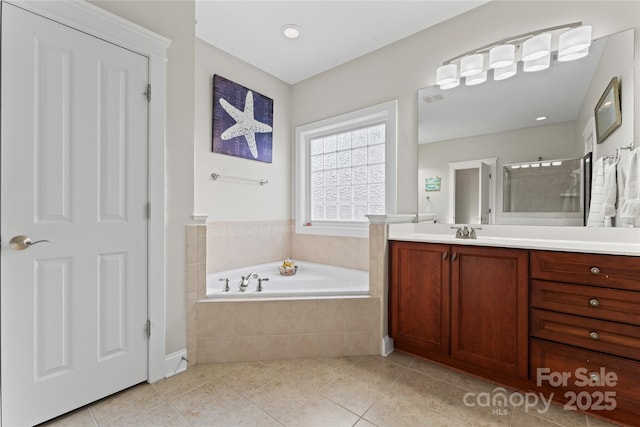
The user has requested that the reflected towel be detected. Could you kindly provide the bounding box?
[587,158,608,227]
[616,164,626,223]
[619,148,640,218]
[602,161,618,218]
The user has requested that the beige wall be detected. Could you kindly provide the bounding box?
[194,39,292,221]
[89,0,196,355]
[292,0,640,217]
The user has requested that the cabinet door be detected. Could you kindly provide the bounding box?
[451,245,528,378]
[390,241,450,355]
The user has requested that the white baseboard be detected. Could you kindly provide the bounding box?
[381,335,394,357]
[164,349,188,378]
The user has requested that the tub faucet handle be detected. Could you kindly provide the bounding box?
[218,278,230,292]
[257,277,269,292]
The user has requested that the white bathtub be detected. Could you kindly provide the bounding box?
[206,261,369,299]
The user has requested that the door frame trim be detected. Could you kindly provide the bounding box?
[3,0,171,383]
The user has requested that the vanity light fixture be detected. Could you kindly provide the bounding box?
[493,63,517,81]
[282,24,301,39]
[541,162,551,167]
[436,63,458,86]
[435,22,590,90]
[489,44,515,68]
[466,71,487,86]
[558,25,592,57]
[522,33,551,61]
[460,54,484,77]
[552,161,563,166]
[524,52,551,72]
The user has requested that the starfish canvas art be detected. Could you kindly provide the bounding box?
[212,75,273,163]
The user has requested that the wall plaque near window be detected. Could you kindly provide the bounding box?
[212,74,273,163]
[594,77,622,144]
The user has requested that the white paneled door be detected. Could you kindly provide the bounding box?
[1,3,149,425]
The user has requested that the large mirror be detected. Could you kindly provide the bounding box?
[418,29,634,226]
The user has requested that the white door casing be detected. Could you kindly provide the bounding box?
[1,1,169,425]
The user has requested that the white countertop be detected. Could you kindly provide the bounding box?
[388,223,640,256]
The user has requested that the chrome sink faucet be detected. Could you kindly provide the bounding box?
[451,225,482,240]
[239,273,258,292]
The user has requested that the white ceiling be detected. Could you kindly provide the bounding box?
[195,0,490,84]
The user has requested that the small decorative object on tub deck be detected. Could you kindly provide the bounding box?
[280,259,298,276]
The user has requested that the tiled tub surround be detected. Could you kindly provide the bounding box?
[186,221,374,365]
[196,297,380,363]
[206,220,293,277]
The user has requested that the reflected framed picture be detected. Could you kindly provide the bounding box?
[594,77,622,144]
[425,176,441,192]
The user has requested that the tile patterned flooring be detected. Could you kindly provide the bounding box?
[43,353,620,427]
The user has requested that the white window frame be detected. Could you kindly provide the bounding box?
[295,100,398,238]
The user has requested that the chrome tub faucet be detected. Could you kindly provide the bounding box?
[239,273,258,292]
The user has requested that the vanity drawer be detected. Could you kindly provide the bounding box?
[530,251,640,291]
[530,339,640,424]
[531,309,640,361]
[531,280,640,326]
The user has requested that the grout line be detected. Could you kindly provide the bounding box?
[87,406,100,427]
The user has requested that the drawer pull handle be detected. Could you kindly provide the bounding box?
[443,252,448,261]
[452,253,458,261]
[589,298,600,307]
[590,267,601,275]
[589,373,600,384]
[589,331,600,340]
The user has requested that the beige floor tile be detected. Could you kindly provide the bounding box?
[388,369,464,407]
[90,383,166,426]
[97,404,189,427]
[318,372,384,416]
[511,409,564,426]
[455,373,506,393]
[346,356,406,386]
[243,375,315,421]
[586,415,623,427]
[516,400,588,426]
[170,381,251,427]
[153,363,227,399]
[265,358,343,390]
[354,418,378,427]
[280,394,360,427]
[385,350,416,368]
[40,408,96,427]
[408,357,461,385]
[218,361,284,395]
[362,391,447,427]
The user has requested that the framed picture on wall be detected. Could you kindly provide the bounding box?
[212,74,274,163]
[594,77,622,144]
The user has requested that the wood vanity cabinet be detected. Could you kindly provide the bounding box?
[390,242,640,425]
[389,242,450,356]
[529,250,640,425]
[389,241,528,380]
[450,245,528,378]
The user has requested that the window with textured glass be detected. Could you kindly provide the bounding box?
[309,124,386,222]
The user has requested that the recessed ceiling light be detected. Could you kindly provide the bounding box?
[536,116,547,121]
[282,24,301,39]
